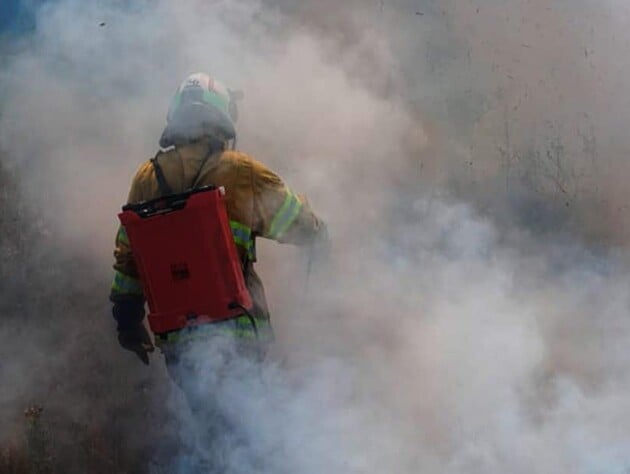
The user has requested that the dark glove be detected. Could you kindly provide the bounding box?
[306,222,331,271]
[112,298,154,365]
[117,324,155,365]
[313,222,331,260]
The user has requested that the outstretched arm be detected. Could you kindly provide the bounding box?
[251,159,327,245]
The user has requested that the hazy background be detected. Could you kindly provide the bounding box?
[1,0,630,472]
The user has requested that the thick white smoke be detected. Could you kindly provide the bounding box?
[1,0,630,473]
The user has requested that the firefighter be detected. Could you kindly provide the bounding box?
[110,72,327,394]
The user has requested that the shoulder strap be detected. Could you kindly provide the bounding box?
[151,152,174,196]
[190,151,212,189]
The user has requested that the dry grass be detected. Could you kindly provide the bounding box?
[0,444,29,474]
[0,406,130,474]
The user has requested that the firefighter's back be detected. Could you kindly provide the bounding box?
[132,141,266,262]
[127,138,324,261]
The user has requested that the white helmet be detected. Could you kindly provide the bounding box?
[160,72,240,148]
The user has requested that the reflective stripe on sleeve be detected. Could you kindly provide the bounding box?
[266,190,302,240]
[116,226,130,245]
[230,220,255,260]
[111,270,143,296]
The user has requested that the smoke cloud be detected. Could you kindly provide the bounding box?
[1,0,630,472]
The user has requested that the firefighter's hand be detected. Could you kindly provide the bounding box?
[117,324,155,365]
[310,223,331,266]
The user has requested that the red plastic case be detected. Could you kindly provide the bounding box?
[118,186,253,335]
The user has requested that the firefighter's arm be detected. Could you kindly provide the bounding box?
[110,226,143,307]
[109,162,151,306]
[110,163,155,363]
[252,159,327,245]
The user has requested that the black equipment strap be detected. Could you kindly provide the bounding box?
[151,153,174,196]
[189,139,225,189]
[190,150,212,189]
